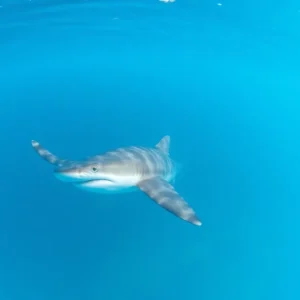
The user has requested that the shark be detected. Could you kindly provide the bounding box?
[31,136,201,226]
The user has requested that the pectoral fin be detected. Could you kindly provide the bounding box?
[31,140,65,167]
[137,177,201,226]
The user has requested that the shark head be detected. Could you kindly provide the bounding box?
[53,156,141,193]
[53,160,124,192]
[54,161,104,182]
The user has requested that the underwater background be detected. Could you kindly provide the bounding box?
[0,0,299,299]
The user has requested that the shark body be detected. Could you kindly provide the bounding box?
[31,136,201,226]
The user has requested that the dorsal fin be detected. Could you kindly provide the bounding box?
[155,135,170,154]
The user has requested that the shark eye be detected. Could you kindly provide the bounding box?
[92,167,97,172]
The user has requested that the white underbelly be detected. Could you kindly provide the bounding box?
[72,173,175,194]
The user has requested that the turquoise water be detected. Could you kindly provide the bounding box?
[1,1,299,299]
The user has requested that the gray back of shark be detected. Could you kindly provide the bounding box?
[31,136,201,226]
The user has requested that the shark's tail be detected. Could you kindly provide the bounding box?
[31,140,65,167]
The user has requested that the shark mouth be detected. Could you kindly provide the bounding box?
[54,171,114,188]
[53,166,112,184]
[73,179,115,188]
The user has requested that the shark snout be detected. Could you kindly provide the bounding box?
[54,168,86,183]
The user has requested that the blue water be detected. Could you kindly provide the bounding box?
[1,0,299,299]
